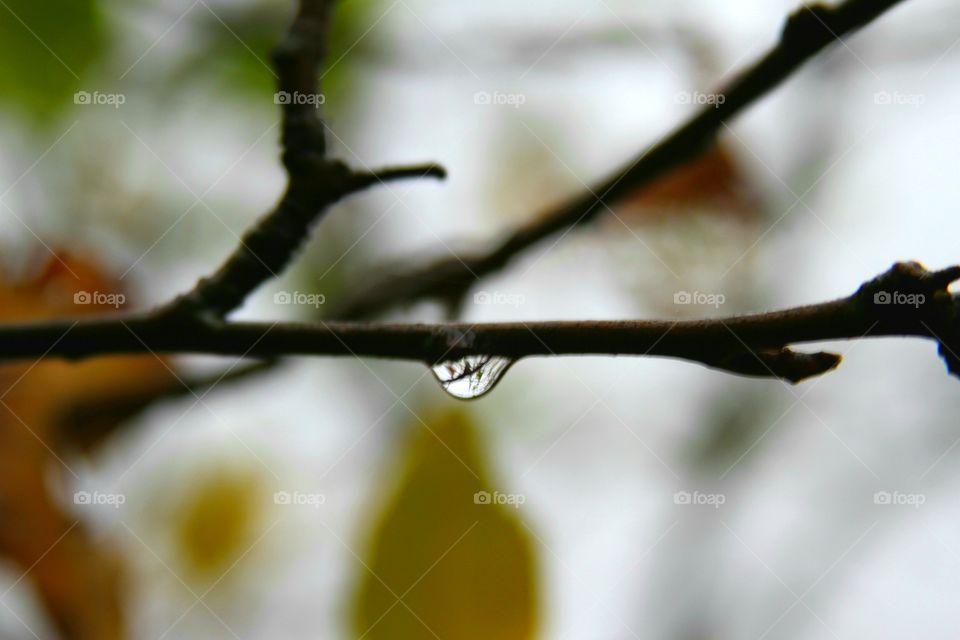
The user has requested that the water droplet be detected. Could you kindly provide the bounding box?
[431,355,513,400]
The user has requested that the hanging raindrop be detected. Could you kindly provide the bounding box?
[430,355,514,400]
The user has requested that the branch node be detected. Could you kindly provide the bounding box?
[781,4,834,43]
[716,347,842,384]
[855,261,960,319]
[853,261,960,378]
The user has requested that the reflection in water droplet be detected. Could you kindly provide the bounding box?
[431,355,514,400]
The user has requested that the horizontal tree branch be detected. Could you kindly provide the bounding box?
[331,0,909,319]
[5,0,940,403]
[6,263,959,387]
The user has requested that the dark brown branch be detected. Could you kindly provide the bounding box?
[1,1,939,399]
[62,360,277,425]
[58,360,277,450]
[330,0,909,319]
[166,1,445,319]
[167,0,338,319]
[4,263,959,386]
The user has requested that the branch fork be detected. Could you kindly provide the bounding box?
[0,0,939,394]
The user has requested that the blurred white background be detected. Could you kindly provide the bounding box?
[1,0,960,638]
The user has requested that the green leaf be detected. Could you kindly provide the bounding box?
[353,410,539,640]
[0,0,106,124]
[168,3,286,101]
[168,0,391,115]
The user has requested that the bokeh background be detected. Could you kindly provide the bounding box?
[1,0,959,638]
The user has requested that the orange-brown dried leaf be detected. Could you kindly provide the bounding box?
[0,252,177,640]
[618,144,762,223]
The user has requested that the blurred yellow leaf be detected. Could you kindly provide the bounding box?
[172,464,268,583]
[353,410,539,640]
